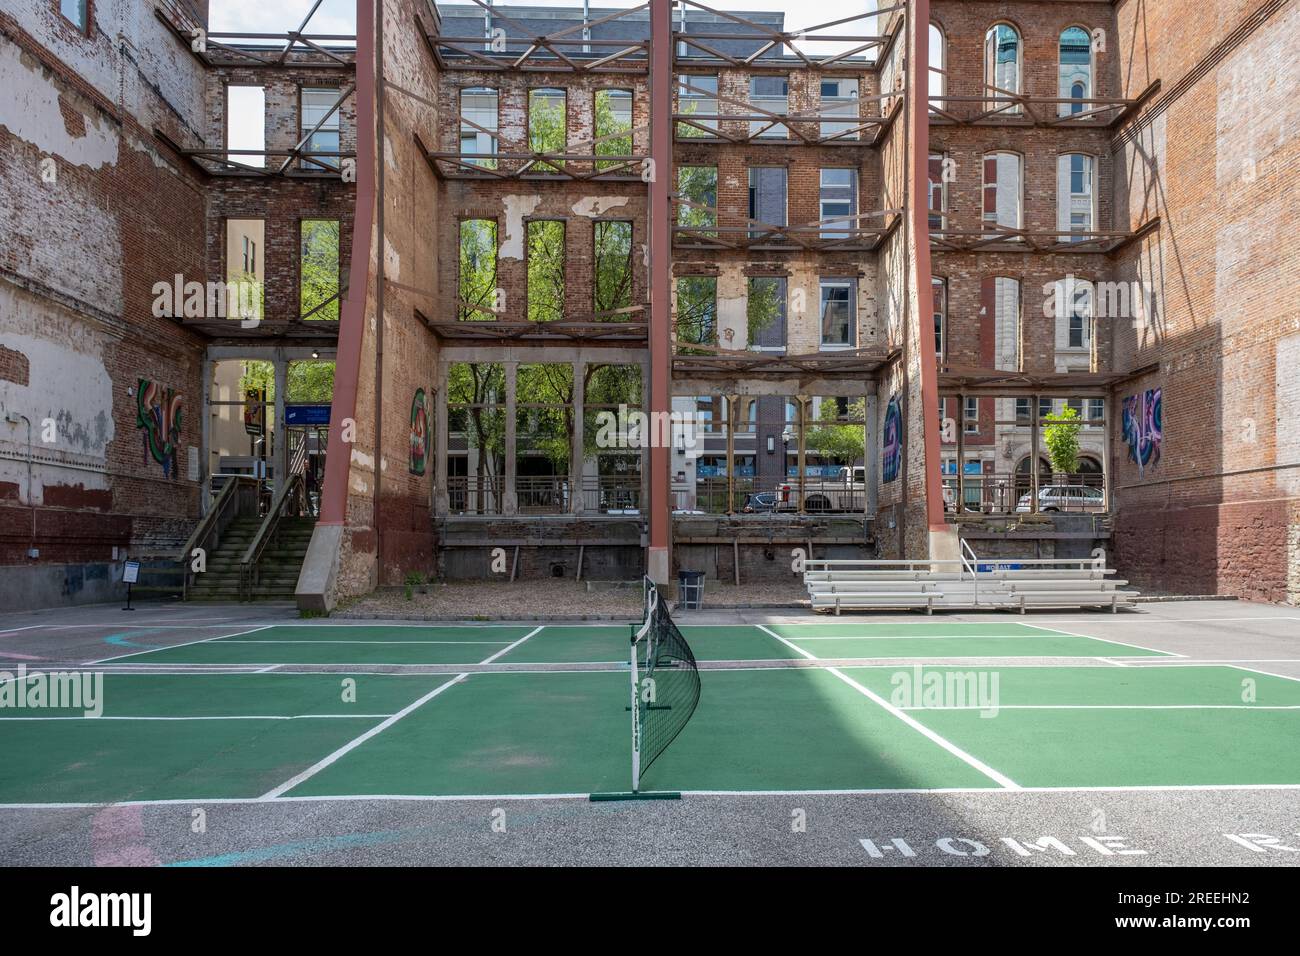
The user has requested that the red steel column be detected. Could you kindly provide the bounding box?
[647,0,671,583]
[910,0,946,534]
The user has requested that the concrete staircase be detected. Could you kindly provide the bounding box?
[187,516,316,601]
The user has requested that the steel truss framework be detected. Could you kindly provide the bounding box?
[929,217,1160,255]
[928,72,1161,128]
[673,198,901,252]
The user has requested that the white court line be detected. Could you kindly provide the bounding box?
[87,624,274,665]
[0,714,396,721]
[1098,657,1128,667]
[9,781,1300,810]
[214,640,514,645]
[259,676,469,799]
[256,665,280,674]
[897,704,1300,711]
[1225,664,1300,685]
[754,624,1020,790]
[0,626,47,635]
[1016,620,1184,658]
[478,626,545,664]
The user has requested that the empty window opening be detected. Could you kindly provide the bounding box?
[594,221,633,318]
[226,85,265,169]
[819,279,856,349]
[527,220,565,323]
[595,89,633,171]
[301,87,342,171]
[676,277,717,350]
[748,167,788,238]
[460,88,498,168]
[748,276,787,352]
[459,219,498,321]
[676,74,718,137]
[820,168,858,239]
[749,75,789,138]
[529,88,566,172]
[301,219,341,321]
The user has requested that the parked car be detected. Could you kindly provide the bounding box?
[742,492,779,513]
[1016,485,1105,513]
[777,466,867,512]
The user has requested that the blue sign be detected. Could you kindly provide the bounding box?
[286,404,331,426]
[977,562,1023,572]
[942,461,985,475]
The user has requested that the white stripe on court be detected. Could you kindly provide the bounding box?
[754,624,1021,790]
[0,714,396,721]
[477,626,545,664]
[259,676,469,799]
[1016,621,1182,658]
[897,704,1300,711]
[213,640,513,645]
[87,624,275,665]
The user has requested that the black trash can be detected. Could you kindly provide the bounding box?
[677,570,705,610]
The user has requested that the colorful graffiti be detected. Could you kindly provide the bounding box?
[409,388,430,476]
[1122,387,1163,476]
[882,393,902,484]
[136,379,182,478]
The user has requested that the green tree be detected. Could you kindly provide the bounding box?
[459,219,497,321]
[677,166,717,234]
[805,398,866,465]
[529,90,566,173]
[594,220,633,317]
[594,90,633,172]
[746,277,781,348]
[527,220,565,323]
[675,276,716,352]
[1044,405,1082,475]
[448,363,506,488]
[301,219,341,321]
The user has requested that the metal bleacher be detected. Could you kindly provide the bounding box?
[803,540,1138,614]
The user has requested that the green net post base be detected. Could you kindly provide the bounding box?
[588,791,682,802]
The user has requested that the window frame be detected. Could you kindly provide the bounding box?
[818,278,856,350]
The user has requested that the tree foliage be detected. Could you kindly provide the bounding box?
[527,220,565,323]
[301,219,341,321]
[459,219,497,321]
[1044,405,1082,474]
[805,398,866,465]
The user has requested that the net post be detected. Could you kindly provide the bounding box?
[629,633,641,793]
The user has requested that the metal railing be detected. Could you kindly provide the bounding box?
[239,474,308,601]
[516,476,570,515]
[448,475,506,515]
[177,476,258,599]
[582,476,641,514]
[943,472,1105,514]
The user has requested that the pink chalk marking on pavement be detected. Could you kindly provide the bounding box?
[0,651,47,661]
[91,804,161,867]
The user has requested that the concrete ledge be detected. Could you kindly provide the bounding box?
[296,523,344,614]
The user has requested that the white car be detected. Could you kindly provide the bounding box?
[1016,485,1105,513]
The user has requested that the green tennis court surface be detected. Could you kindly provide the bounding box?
[5,621,1297,804]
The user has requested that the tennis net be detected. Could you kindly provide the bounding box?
[629,577,701,792]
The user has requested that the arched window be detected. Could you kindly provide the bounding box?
[982,151,1023,232]
[1059,27,1092,117]
[928,24,945,112]
[984,23,1022,115]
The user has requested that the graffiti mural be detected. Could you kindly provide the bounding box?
[1122,387,1162,476]
[136,379,183,479]
[882,393,902,483]
[409,388,430,476]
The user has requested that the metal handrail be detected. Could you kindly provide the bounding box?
[177,476,257,600]
[960,538,980,606]
[239,474,306,601]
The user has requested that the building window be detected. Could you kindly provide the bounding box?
[747,276,786,352]
[981,276,1021,371]
[984,23,1022,114]
[932,277,946,358]
[527,221,565,323]
[676,74,718,137]
[226,86,265,169]
[749,76,789,138]
[983,152,1022,232]
[820,78,859,140]
[678,166,717,235]
[594,221,633,317]
[1059,26,1093,116]
[301,220,340,321]
[819,280,855,349]
[1015,398,1030,424]
[460,88,498,168]
[1087,397,1104,427]
[964,397,979,433]
[595,89,633,171]
[676,277,717,348]
[748,167,787,238]
[59,0,88,32]
[928,153,947,230]
[529,88,566,171]
[819,169,857,239]
[1067,283,1093,349]
[300,88,341,171]
[1058,153,1095,239]
[459,219,497,321]
[928,23,945,112]
[243,236,256,274]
